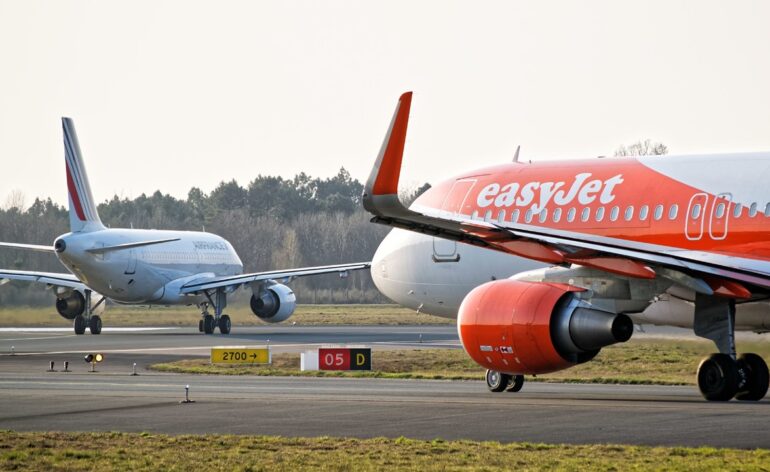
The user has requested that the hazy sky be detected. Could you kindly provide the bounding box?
[2,1,770,208]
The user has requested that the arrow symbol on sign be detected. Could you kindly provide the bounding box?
[250,353,257,360]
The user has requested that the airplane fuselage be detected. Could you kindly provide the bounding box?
[372,153,770,332]
[55,228,243,304]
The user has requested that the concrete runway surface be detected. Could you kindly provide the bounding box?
[0,326,768,448]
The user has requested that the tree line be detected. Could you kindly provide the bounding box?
[0,168,430,307]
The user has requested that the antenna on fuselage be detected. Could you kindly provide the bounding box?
[513,145,521,163]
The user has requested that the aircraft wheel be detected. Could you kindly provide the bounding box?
[88,315,102,335]
[198,319,204,332]
[486,370,510,392]
[735,353,769,401]
[505,374,525,392]
[697,353,739,401]
[73,315,87,335]
[218,315,231,334]
[203,315,215,335]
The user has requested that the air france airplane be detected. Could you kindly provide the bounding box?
[0,118,369,335]
[364,92,770,402]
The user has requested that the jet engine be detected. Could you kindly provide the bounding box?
[54,289,105,320]
[457,279,633,375]
[250,283,297,323]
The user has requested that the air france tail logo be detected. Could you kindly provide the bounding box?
[476,173,624,212]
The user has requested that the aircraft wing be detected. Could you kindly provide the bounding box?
[362,92,770,296]
[0,269,86,290]
[179,262,371,294]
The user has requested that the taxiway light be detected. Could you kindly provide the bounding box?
[84,353,104,363]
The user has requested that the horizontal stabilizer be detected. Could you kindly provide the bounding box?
[86,238,180,254]
[0,242,55,253]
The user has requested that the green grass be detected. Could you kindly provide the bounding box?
[150,339,770,385]
[0,304,451,327]
[0,431,767,471]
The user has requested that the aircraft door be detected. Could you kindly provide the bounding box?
[708,193,732,240]
[433,179,477,262]
[685,193,708,240]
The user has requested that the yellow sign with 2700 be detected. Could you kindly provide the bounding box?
[211,346,271,365]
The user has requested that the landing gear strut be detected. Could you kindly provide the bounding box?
[486,370,525,393]
[199,288,232,335]
[693,294,769,401]
[73,290,106,335]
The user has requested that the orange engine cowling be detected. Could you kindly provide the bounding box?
[457,279,632,375]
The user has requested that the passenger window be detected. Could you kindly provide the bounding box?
[624,206,634,221]
[511,209,520,222]
[715,202,726,218]
[525,209,533,223]
[538,209,548,223]
[639,205,649,220]
[749,202,758,217]
[765,203,770,217]
[497,210,506,223]
[691,204,701,219]
[654,204,664,220]
[484,210,492,222]
[733,203,743,218]
[595,207,605,222]
[610,206,619,221]
[668,204,678,220]
[567,207,576,222]
[581,208,590,222]
[472,210,479,220]
[553,207,562,223]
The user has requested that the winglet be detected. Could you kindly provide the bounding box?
[363,92,413,213]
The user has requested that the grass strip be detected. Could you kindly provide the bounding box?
[0,304,451,327]
[1,431,768,471]
[150,339,770,386]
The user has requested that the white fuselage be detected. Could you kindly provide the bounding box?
[55,228,243,304]
[372,228,770,332]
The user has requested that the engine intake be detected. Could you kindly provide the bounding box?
[55,291,85,320]
[458,279,632,375]
[250,283,296,323]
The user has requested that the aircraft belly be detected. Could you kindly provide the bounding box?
[633,297,770,332]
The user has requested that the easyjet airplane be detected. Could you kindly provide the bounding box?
[364,92,770,402]
[0,118,369,335]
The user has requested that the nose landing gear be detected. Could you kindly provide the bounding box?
[485,370,525,393]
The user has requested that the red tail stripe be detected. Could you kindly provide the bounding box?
[66,162,86,221]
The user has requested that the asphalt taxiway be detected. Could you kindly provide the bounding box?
[0,325,768,448]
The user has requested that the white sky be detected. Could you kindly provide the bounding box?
[1,1,770,208]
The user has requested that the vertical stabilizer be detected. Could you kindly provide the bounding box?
[62,118,105,233]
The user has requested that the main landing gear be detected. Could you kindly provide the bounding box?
[693,294,769,401]
[486,369,525,393]
[198,288,232,335]
[72,289,106,335]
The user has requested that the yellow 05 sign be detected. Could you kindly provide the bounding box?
[211,346,271,365]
